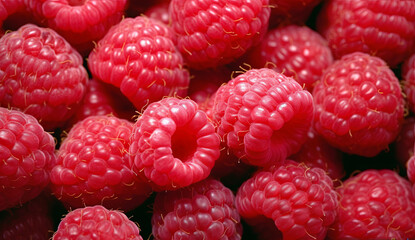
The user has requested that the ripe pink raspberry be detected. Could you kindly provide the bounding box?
[0,24,88,131]
[144,1,170,25]
[312,52,404,157]
[88,16,190,111]
[169,0,271,69]
[0,107,55,211]
[268,0,323,28]
[211,68,314,167]
[328,169,415,239]
[0,0,37,31]
[25,0,127,55]
[236,160,338,240]
[403,53,415,114]
[66,78,136,128]
[0,193,54,240]
[152,178,242,239]
[53,205,144,240]
[290,127,344,181]
[129,97,220,191]
[393,117,415,167]
[244,25,333,91]
[317,0,415,68]
[50,115,152,212]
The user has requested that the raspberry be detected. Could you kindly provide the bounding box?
[53,205,143,240]
[317,0,415,68]
[403,53,415,114]
[26,0,127,55]
[328,169,415,239]
[312,52,404,157]
[0,24,88,131]
[0,193,54,240]
[144,1,170,25]
[169,0,271,69]
[0,0,36,31]
[235,160,338,240]
[66,78,136,128]
[290,127,344,181]
[211,68,314,167]
[151,178,242,239]
[0,107,55,211]
[393,116,415,167]
[129,97,221,191]
[244,24,333,91]
[88,16,190,111]
[50,115,152,212]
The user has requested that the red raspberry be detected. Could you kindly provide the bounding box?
[169,0,271,69]
[0,107,55,211]
[235,160,338,240]
[317,0,415,68]
[0,193,54,240]
[328,169,415,239]
[144,1,170,25]
[312,52,404,157]
[25,0,127,55]
[211,68,314,167]
[290,127,344,181]
[0,0,37,31]
[393,116,415,167]
[88,16,190,111]
[403,53,415,114]
[268,0,323,28]
[151,178,242,239]
[129,97,221,191]
[50,115,152,212]
[53,205,144,240]
[0,24,88,131]
[244,25,333,91]
[66,78,136,128]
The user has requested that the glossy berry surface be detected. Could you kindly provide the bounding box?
[312,52,404,157]
[328,169,415,239]
[236,160,338,240]
[129,97,221,191]
[0,23,88,130]
[50,115,152,212]
[88,16,190,111]
[0,107,55,211]
[403,53,415,114]
[152,178,242,239]
[53,205,143,240]
[169,0,271,69]
[212,68,314,167]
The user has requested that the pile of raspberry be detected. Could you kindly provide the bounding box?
[1,0,415,239]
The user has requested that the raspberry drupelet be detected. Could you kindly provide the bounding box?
[0,23,88,131]
[312,52,404,157]
[211,68,314,168]
[129,97,221,191]
[88,16,190,111]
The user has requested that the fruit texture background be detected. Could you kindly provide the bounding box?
[0,0,415,239]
